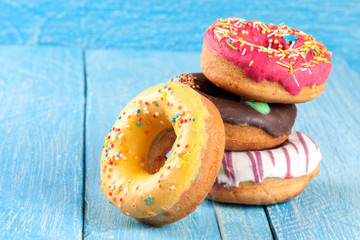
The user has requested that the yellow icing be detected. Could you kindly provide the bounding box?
[100,82,210,218]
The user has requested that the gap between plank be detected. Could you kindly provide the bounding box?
[214,201,226,240]
[81,50,88,240]
[264,206,277,240]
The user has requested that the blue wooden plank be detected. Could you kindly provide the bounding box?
[84,50,229,239]
[215,203,273,240]
[0,1,358,72]
[265,54,360,239]
[0,46,84,239]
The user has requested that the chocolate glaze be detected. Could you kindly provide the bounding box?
[192,73,297,137]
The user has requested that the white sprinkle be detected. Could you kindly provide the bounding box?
[214,32,221,39]
[268,43,272,49]
[241,48,246,55]
[234,20,242,27]
[215,27,229,32]
[293,74,300,87]
[289,41,296,50]
[267,32,275,37]
[160,120,164,124]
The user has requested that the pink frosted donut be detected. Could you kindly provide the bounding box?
[207,131,321,205]
[201,17,332,103]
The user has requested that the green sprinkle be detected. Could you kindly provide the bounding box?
[278,22,285,26]
[314,47,320,53]
[306,48,310,54]
[324,60,332,63]
[268,55,273,58]
[226,40,238,50]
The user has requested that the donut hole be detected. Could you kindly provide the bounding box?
[147,127,176,174]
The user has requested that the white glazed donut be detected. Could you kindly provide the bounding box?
[207,131,321,205]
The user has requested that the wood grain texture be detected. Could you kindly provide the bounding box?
[265,54,360,239]
[0,1,359,72]
[0,46,84,239]
[215,203,273,240]
[84,50,224,239]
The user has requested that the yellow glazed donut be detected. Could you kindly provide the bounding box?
[100,82,225,226]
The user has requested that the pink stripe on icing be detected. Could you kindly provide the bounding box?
[222,152,230,179]
[215,177,222,191]
[308,136,319,150]
[296,131,310,174]
[226,152,236,185]
[288,141,299,154]
[254,151,264,182]
[282,147,292,178]
[246,152,259,183]
[267,150,275,166]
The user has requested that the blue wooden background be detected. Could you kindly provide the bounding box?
[0,1,359,239]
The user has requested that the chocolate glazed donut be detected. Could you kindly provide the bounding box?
[171,73,297,151]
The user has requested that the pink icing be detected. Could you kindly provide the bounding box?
[204,17,332,95]
[255,151,264,181]
[246,152,259,183]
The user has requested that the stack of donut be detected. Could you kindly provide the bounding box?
[171,17,331,205]
[100,17,332,226]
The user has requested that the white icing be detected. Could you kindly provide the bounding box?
[216,131,321,186]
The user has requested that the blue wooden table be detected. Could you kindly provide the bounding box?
[1,1,359,239]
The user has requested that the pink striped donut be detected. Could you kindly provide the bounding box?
[208,131,321,205]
